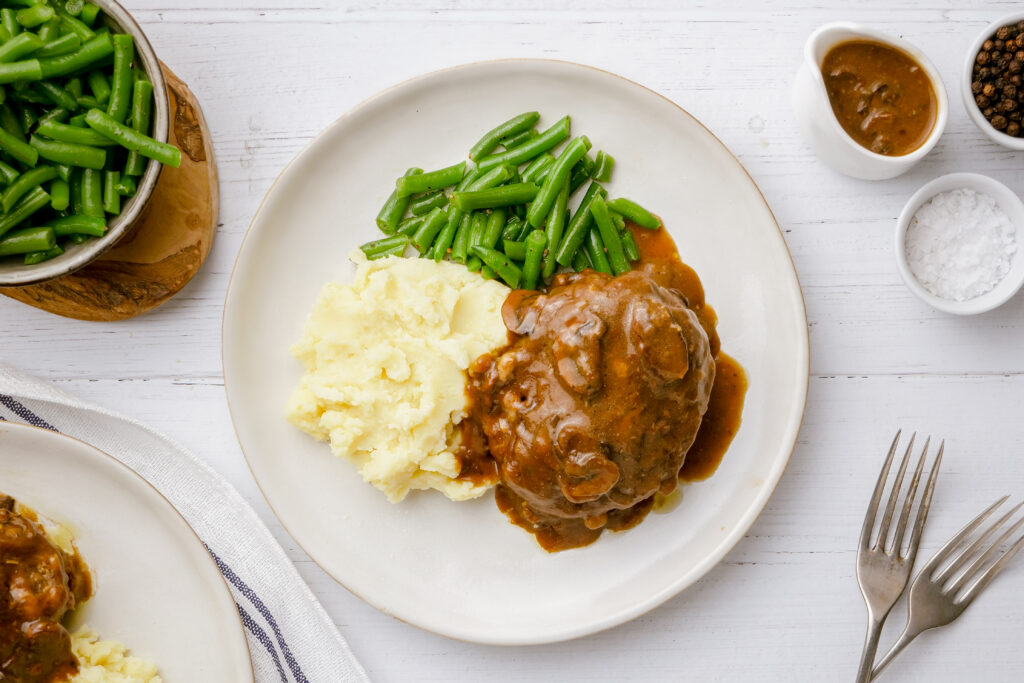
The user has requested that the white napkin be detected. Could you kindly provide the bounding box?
[0,364,368,683]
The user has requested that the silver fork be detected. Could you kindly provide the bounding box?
[854,431,943,683]
[870,496,1024,679]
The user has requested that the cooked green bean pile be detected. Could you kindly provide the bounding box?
[362,112,660,289]
[0,0,181,267]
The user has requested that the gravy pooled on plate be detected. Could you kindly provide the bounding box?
[822,40,937,156]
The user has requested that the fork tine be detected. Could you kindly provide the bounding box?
[907,440,944,559]
[860,430,902,551]
[957,530,1024,607]
[920,495,1009,578]
[892,437,929,555]
[934,500,1024,584]
[947,512,1024,596]
[876,433,917,551]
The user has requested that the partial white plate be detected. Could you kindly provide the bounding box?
[0,422,253,681]
[223,59,808,645]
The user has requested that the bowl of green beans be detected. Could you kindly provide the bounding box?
[0,0,178,287]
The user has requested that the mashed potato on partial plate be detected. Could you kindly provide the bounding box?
[287,251,510,502]
[71,629,161,683]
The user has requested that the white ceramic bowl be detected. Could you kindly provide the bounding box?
[962,12,1024,151]
[895,172,1024,315]
[792,22,948,180]
[0,0,169,287]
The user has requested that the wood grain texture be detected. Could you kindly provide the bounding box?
[2,66,218,321]
[4,1,1024,681]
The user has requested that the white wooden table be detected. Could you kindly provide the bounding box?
[5,1,1024,680]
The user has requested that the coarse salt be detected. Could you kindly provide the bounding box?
[904,188,1017,301]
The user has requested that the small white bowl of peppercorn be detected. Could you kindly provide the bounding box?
[964,13,1024,149]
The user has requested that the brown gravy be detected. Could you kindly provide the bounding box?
[457,223,747,552]
[0,495,92,683]
[822,40,936,156]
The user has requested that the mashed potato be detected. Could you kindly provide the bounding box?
[287,251,510,502]
[71,630,161,683]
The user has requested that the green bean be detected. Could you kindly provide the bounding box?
[621,228,640,262]
[36,106,69,128]
[360,234,410,260]
[554,181,605,266]
[470,246,522,288]
[431,206,462,262]
[467,210,487,252]
[53,163,70,182]
[0,33,43,63]
[65,77,82,98]
[122,79,150,176]
[397,215,423,236]
[592,150,614,181]
[23,244,63,264]
[501,214,524,241]
[84,109,178,167]
[17,102,34,133]
[0,125,36,165]
[605,197,660,230]
[0,225,54,255]
[37,118,114,146]
[1,9,19,37]
[103,169,118,214]
[450,212,472,263]
[395,161,465,197]
[480,265,495,280]
[455,165,483,192]
[579,153,595,175]
[36,80,78,110]
[466,164,510,192]
[0,103,21,138]
[87,69,110,103]
[0,26,10,44]
[526,136,589,229]
[52,5,93,40]
[410,206,446,253]
[502,240,526,261]
[38,34,113,80]
[48,214,105,237]
[609,210,625,232]
[408,189,447,216]
[106,34,132,123]
[75,94,102,110]
[477,116,571,171]
[114,174,135,196]
[572,249,590,272]
[568,160,590,195]
[375,167,421,234]
[36,33,80,58]
[521,229,547,290]
[520,153,553,184]
[468,111,539,161]
[15,4,54,28]
[37,17,61,44]
[0,187,49,237]
[481,207,506,250]
[542,179,569,280]
[1,165,57,212]
[67,112,86,127]
[79,166,102,217]
[451,183,538,212]
[69,166,82,213]
[0,160,18,184]
[30,134,104,168]
[49,178,69,211]
[590,196,630,275]
[499,128,538,150]
[0,60,42,84]
[584,228,612,275]
[67,233,89,244]
[79,4,99,26]
[11,88,49,105]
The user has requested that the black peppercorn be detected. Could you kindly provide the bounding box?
[977,94,991,107]
[983,83,997,97]
[978,51,991,65]
[984,39,995,51]
[1008,121,1021,136]
[992,114,1008,130]
[1004,84,1018,99]
[997,26,1011,40]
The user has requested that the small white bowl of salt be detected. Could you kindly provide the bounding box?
[896,173,1024,315]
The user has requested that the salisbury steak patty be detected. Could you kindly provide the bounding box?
[467,269,715,549]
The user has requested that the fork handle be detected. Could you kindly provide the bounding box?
[870,627,919,680]
[855,618,884,683]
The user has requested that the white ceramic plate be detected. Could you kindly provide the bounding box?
[224,59,808,645]
[0,422,253,681]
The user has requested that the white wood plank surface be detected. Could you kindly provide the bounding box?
[5,1,1024,680]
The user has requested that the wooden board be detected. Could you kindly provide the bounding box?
[0,64,217,321]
